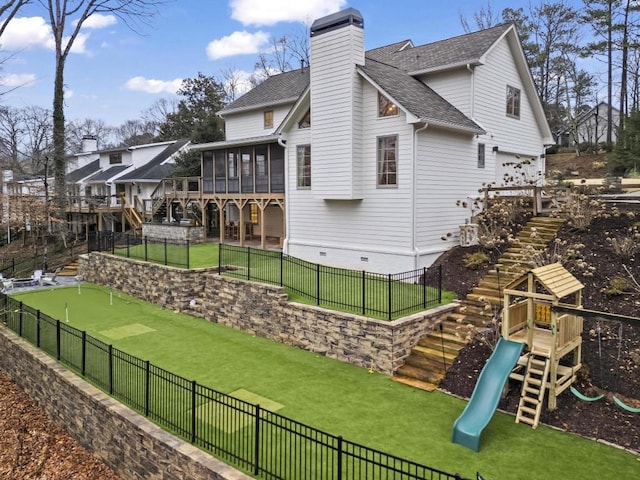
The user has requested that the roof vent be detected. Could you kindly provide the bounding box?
[310,8,364,37]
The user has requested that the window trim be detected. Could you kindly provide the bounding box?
[377,135,398,187]
[296,144,311,189]
[378,92,398,118]
[506,85,521,119]
[298,108,311,128]
[264,110,274,129]
[477,143,485,169]
[109,152,123,165]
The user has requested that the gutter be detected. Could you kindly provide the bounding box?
[277,134,289,253]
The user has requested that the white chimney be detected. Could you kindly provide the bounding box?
[310,8,364,200]
[81,135,98,153]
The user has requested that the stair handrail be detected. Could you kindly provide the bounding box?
[119,192,143,231]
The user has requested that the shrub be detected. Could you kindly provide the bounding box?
[462,251,490,269]
[606,225,640,259]
[603,277,631,296]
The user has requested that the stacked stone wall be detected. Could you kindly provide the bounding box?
[0,328,250,480]
[142,223,204,243]
[79,253,456,374]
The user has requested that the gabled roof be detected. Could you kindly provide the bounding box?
[359,59,484,133]
[375,23,512,74]
[220,69,310,116]
[191,135,280,151]
[115,139,190,183]
[505,263,584,300]
[85,165,129,183]
[66,159,100,183]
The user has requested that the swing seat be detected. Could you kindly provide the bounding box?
[613,396,640,413]
[570,386,604,402]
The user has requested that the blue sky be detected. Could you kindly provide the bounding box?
[0,0,586,127]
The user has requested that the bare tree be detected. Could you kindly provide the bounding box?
[37,0,167,221]
[66,117,113,153]
[219,66,246,103]
[113,119,157,146]
[251,27,311,85]
[141,97,177,128]
[0,106,22,172]
[0,0,29,39]
[459,0,500,32]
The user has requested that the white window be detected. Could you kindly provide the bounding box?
[478,144,485,169]
[506,85,521,118]
[378,92,398,117]
[377,136,397,186]
[296,145,311,188]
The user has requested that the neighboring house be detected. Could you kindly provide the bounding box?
[558,102,620,148]
[66,139,190,233]
[1,169,54,239]
[187,8,552,273]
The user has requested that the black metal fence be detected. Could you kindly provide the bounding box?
[1,294,469,480]
[0,237,86,279]
[88,231,190,269]
[219,245,443,321]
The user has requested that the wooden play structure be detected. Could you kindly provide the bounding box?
[501,263,585,427]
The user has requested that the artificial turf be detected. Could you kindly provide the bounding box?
[11,284,640,480]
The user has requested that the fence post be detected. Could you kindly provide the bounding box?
[191,380,197,443]
[145,360,150,417]
[145,236,148,262]
[186,239,190,269]
[56,320,61,360]
[438,265,442,304]
[316,264,320,306]
[218,243,222,274]
[247,247,251,281]
[362,271,366,316]
[254,404,261,476]
[81,331,87,375]
[108,344,113,394]
[18,303,23,337]
[388,274,392,321]
[111,232,115,255]
[423,267,427,308]
[164,238,168,266]
[127,233,130,258]
[337,435,343,480]
[36,310,41,347]
[280,250,284,287]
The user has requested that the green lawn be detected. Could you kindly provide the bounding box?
[114,242,455,320]
[11,284,640,480]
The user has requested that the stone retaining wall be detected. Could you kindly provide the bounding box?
[79,253,456,374]
[142,223,204,243]
[0,327,250,480]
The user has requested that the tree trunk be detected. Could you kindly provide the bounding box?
[52,53,67,223]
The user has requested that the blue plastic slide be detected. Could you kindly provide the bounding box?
[452,337,525,452]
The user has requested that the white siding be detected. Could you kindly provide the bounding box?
[224,104,293,141]
[414,128,494,263]
[421,69,472,117]
[310,24,364,199]
[286,82,416,273]
[473,39,545,158]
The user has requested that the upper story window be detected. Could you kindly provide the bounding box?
[298,109,311,128]
[109,152,122,164]
[296,144,311,189]
[378,92,398,117]
[264,110,274,128]
[377,135,397,186]
[477,144,485,169]
[506,85,521,118]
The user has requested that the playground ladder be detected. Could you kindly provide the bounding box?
[516,353,550,428]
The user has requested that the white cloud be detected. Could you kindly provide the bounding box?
[65,89,74,99]
[0,16,52,50]
[206,30,269,60]
[222,69,254,99]
[125,76,182,94]
[230,0,347,26]
[78,14,117,29]
[0,73,36,87]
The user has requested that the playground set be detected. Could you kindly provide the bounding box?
[453,263,586,452]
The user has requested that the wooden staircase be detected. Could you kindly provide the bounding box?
[516,353,550,428]
[393,215,565,391]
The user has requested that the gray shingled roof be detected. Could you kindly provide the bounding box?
[373,23,512,73]
[220,24,510,132]
[360,60,483,133]
[66,159,100,183]
[220,69,310,115]
[85,165,129,183]
[116,139,189,182]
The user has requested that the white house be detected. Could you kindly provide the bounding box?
[192,8,552,273]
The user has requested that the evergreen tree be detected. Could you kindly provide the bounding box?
[612,109,640,175]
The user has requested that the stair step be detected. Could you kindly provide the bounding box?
[404,353,449,372]
[518,405,537,415]
[529,368,545,376]
[466,293,502,306]
[517,416,537,426]
[527,378,542,386]
[530,359,546,367]
[420,332,467,348]
[523,386,540,395]
[391,376,438,392]
[394,364,444,385]
[413,345,458,361]
[521,397,540,406]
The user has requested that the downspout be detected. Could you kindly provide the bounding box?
[277,134,289,253]
[412,122,429,269]
[467,64,475,119]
